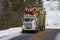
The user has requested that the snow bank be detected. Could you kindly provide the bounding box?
[0,27,22,38]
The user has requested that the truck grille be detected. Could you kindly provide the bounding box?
[25,23,32,29]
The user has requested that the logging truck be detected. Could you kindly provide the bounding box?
[22,7,46,32]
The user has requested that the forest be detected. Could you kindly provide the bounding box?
[0,0,43,30]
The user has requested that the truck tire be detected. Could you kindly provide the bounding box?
[35,27,40,32]
[34,27,38,33]
[37,27,41,32]
[22,29,25,33]
[40,26,45,31]
[42,26,45,31]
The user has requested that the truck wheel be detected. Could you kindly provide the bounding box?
[35,27,38,33]
[22,30,25,33]
[40,26,45,31]
[35,27,40,32]
[37,27,40,32]
[43,26,45,31]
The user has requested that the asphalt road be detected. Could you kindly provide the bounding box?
[10,32,34,40]
[40,30,59,40]
[10,29,60,40]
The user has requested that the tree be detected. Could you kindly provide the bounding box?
[3,0,9,11]
[23,0,43,8]
[11,0,21,12]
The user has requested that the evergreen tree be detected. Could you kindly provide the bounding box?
[11,0,21,12]
[3,0,9,11]
[23,0,43,8]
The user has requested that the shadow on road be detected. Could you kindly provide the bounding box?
[21,30,38,34]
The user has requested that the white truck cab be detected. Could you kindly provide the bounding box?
[22,17,37,31]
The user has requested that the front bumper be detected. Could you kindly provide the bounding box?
[22,29,36,31]
[22,26,36,31]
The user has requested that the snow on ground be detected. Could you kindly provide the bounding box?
[0,27,22,40]
[43,0,60,29]
[46,11,60,29]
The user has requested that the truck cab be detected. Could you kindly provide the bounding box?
[22,17,37,31]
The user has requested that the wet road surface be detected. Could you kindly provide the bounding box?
[10,29,60,40]
[10,32,34,40]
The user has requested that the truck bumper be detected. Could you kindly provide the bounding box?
[22,29,36,31]
[22,25,36,31]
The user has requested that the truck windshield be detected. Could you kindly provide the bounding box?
[24,18,34,22]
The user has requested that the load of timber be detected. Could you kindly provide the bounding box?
[24,7,39,17]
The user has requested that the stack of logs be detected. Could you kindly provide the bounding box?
[24,7,39,17]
